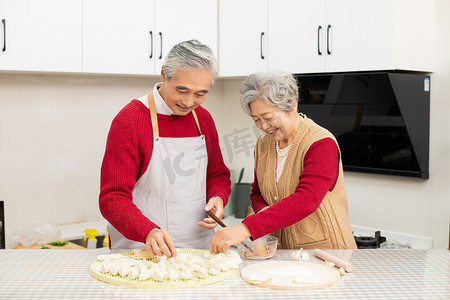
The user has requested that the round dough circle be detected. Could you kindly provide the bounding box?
[241,261,340,290]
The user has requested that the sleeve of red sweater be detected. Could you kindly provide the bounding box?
[249,172,268,214]
[99,102,159,244]
[242,138,339,240]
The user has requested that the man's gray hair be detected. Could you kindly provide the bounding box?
[240,70,299,115]
[163,40,218,84]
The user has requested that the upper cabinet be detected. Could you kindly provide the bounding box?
[154,0,218,74]
[219,0,267,77]
[83,0,217,75]
[0,0,435,76]
[0,0,82,73]
[221,0,435,76]
[268,0,326,74]
[323,0,434,73]
[83,0,155,75]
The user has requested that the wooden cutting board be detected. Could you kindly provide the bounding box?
[14,242,85,249]
[241,261,340,290]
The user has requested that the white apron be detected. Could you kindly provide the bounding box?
[108,93,213,251]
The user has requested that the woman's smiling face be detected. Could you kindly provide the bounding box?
[250,98,298,144]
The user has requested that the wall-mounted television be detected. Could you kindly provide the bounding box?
[296,71,430,179]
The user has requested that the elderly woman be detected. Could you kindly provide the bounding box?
[210,70,356,253]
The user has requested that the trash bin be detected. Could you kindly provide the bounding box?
[223,170,234,217]
[233,168,251,219]
[234,183,251,218]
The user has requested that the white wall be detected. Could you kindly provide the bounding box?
[0,73,157,236]
[1,1,449,248]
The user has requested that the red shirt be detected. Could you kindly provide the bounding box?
[242,138,339,240]
[99,100,231,244]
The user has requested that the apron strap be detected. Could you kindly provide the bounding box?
[147,92,159,138]
[147,91,203,137]
[191,110,203,136]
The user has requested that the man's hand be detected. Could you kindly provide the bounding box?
[209,223,251,254]
[145,228,178,258]
[197,196,224,230]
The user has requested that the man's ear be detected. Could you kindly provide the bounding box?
[160,66,166,82]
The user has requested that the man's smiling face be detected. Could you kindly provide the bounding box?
[158,68,213,116]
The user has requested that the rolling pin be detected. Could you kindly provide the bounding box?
[313,249,353,272]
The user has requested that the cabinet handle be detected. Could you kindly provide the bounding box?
[2,19,5,52]
[149,31,153,59]
[159,32,163,59]
[317,26,322,55]
[327,24,331,55]
[260,32,265,59]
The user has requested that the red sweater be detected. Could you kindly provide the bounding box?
[242,138,339,240]
[99,100,231,244]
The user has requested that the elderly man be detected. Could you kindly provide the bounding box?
[100,40,230,257]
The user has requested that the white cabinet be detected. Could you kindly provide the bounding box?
[324,0,434,73]
[0,0,435,76]
[219,0,267,77]
[222,0,435,76]
[0,0,82,73]
[322,0,394,73]
[83,0,155,75]
[268,0,325,74]
[154,0,218,74]
[83,0,217,75]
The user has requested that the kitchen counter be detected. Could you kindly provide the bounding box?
[0,248,448,299]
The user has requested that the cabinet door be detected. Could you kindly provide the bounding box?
[268,0,326,74]
[0,0,82,72]
[83,0,155,75]
[219,0,267,77]
[154,0,217,73]
[325,0,393,72]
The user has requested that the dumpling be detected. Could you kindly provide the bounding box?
[97,254,126,261]
[135,260,149,273]
[225,249,242,264]
[138,268,153,281]
[140,259,154,269]
[207,267,221,276]
[167,257,176,265]
[174,253,188,264]
[158,257,170,270]
[118,262,132,277]
[100,260,114,273]
[109,263,120,276]
[128,266,139,280]
[153,268,166,281]
[203,251,214,260]
[179,267,193,280]
[168,267,179,281]
[216,262,230,272]
[291,248,310,261]
[195,268,208,278]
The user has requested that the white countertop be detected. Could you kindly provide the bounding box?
[0,248,448,299]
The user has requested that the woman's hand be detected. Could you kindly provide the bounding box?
[197,196,224,229]
[145,228,178,258]
[209,223,251,254]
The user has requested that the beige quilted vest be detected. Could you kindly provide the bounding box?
[254,114,357,249]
